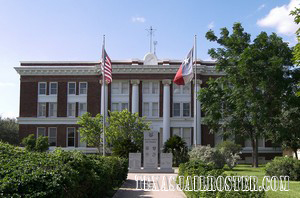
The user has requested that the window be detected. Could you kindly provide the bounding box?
[121,82,129,94]
[79,82,87,95]
[173,103,180,117]
[183,128,191,146]
[50,82,57,95]
[143,82,150,94]
[121,103,128,110]
[152,102,159,117]
[78,103,87,116]
[112,103,119,111]
[152,82,159,94]
[37,127,46,137]
[38,102,46,117]
[49,102,57,117]
[68,82,76,95]
[78,129,86,147]
[183,103,190,117]
[143,102,150,116]
[67,103,76,117]
[38,82,47,95]
[48,128,57,146]
[111,82,119,94]
[67,128,75,147]
[173,84,181,94]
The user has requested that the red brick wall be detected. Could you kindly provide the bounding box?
[201,125,215,146]
[20,81,38,117]
[57,82,67,117]
[87,81,101,117]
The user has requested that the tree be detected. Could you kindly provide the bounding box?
[163,135,189,166]
[21,134,49,152]
[199,23,293,167]
[106,109,150,158]
[77,112,104,154]
[0,116,19,145]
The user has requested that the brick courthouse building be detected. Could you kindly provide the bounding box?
[15,52,281,163]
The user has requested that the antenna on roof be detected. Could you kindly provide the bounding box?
[153,41,158,55]
[145,26,156,53]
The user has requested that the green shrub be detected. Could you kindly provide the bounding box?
[21,134,36,151]
[178,159,265,198]
[0,141,128,198]
[265,156,300,181]
[35,136,49,152]
[189,145,225,169]
[163,135,189,166]
[216,141,242,169]
[21,134,49,152]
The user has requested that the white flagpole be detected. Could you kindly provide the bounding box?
[194,35,197,147]
[102,35,106,156]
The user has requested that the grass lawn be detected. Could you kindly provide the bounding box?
[225,164,300,198]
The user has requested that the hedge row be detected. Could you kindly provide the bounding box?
[178,160,265,198]
[0,141,128,198]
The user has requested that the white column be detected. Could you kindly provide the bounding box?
[131,80,140,114]
[194,79,202,145]
[162,79,171,144]
[101,80,108,117]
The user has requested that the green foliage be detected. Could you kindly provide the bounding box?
[189,145,226,169]
[0,141,128,198]
[178,159,265,197]
[106,109,150,158]
[0,116,18,145]
[21,134,49,152]
[217,141,242,169]
[200,22,294,167]
[163,135,189,166]
[265,157,300,181]
[21,134,36,151]
[35,136,49,152]
[290,7,300,66]
[77,112,104,154]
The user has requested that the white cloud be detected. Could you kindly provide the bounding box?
[0,82,15,87]
[208,21,214,29]
[132,16,146,23]
[257,0,300,36]
[257,4,265,11]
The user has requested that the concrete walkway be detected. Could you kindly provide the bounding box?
[113,172,186,198]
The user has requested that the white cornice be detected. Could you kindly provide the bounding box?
[14,65,224,76]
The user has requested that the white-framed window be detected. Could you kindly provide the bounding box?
[67,103,76,117]
[68,82,76,95]
[78,128,86,147]
[67,127,75,147]
[173,103,180,117]
[173,102,190,117]
[244,138,265,148]
[173,83,191,94]
[152,82,159,94]
[78,103,87,116]
[37,102,46,117]
[143,102,150,116]
[79,82,87,95]
[38,82,47,95]
[121,103,128,110]
[48,127,57,146]
[143,81,159,94]
[172,127,191,147]
[48,102,57,117]
[112,103,119,111]
[152,102,159,117]
[37,127,46,137]
[49,82,57,95]
[111,81,129,94]
[121,82,129,94]
[183,103,190,117]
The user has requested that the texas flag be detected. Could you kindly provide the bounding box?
[173,47,194,85]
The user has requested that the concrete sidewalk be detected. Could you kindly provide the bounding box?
[113,172,186,198]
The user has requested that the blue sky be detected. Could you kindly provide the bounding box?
[0,0,299,118]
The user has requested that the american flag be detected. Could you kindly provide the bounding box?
[102,49,112,84]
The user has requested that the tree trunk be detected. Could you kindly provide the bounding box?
[251,137,259,168]
[293,148,298,159]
